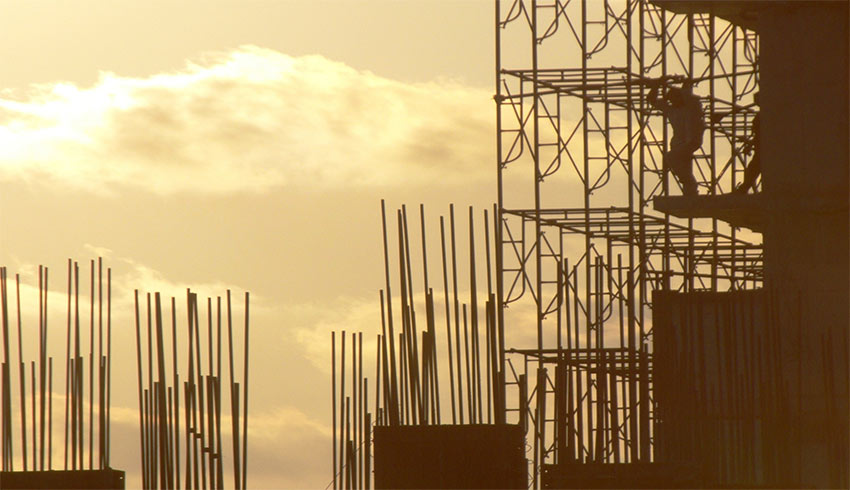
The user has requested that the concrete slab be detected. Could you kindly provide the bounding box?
[650,0,761,31]
[653,192,765,231]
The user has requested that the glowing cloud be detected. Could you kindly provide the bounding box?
[0,46,494,195]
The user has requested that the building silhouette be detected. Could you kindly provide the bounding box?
[331,1,848,488]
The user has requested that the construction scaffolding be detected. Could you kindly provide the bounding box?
[494,0,761,486]
[330,2,767,489]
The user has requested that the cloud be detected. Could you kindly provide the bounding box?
[288,296,382,375]
[112,402,332,489]
[246,407,334,489]
[0,46,493,195]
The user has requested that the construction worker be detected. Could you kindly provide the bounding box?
[648,76,705,196]
[735,92,761,193]
[711,91,761,193]
[737,115,760,193]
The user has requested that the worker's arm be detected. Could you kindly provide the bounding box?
[647,79,666,111]
[743,113,760,154]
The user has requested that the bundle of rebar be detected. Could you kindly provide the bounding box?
[330,331,370,490]
[134,289,249,490]
[373,201,505,427]
[330,201,508,490]
[0,259,113,472]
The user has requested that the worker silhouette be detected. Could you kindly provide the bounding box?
[648,76,705,196]
[711,92,761,193]
[736,93,761,193]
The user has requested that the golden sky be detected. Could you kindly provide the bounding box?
[0,1,498,488]
[0,2,765,488]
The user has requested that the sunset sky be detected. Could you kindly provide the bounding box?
[0,1,499,488]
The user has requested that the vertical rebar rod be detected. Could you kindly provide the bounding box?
[463,305,472,422]
[31,361,36,469]
[241,293,250,490]
[358,332,363,487]
[36,268,42,469]
[226,291,239,490]
[419,204,431,307]
[64,260,71,469]
[207,299,213,386]
[204,300,214,488]
[206,376,216,490]
[215,298,223,490]
[77,355,84,469]
[439,217,457,424]
[16,274,27,471]
[214,377,224,490]
[338,331,345,487]
[425,292,439,423]
[396,210,415,425]
[375,333,382,426]
[469,207,481,423]
[378,293,389,424]
[49,356,53,470]
[399,332,408,424]
[420,330,431,424]
[188,292,199,490]
[351,333,358,484]
[555,264,566,464]
[96,259,102,469]
[616,254,625,461]
[145,294,155,478]
[88,261,94,469]
[573,266,583,460]
[166,386,174,489]
[1,268,8,471]
[70,360,77,471]
[484,210,493,424]
[401,207,423,423]
[192,295,207,490]
[97,355,104,470]
[132,290,147,487]
[106,267,112,467]
[364,410,371,490]
[183,380,191,490]
[172,297,181,488]
[449,205,464,423]
[41,267,49,470]
[487,295,497,426]
[155,294,172,488]
[344,398,351,490]
[420,206,441,423]
[380,201,399,426]
[537,367,547,485]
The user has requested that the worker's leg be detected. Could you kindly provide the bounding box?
[664,146,698,196]
[736,153,761,193]
[676,160,698,196]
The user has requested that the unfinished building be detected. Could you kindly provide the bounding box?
[330,1,848,488]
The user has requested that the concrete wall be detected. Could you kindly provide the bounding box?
[653,290,776,488]
[0,469,125,489]
[373,424,527,489]
[755,3,848,486]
